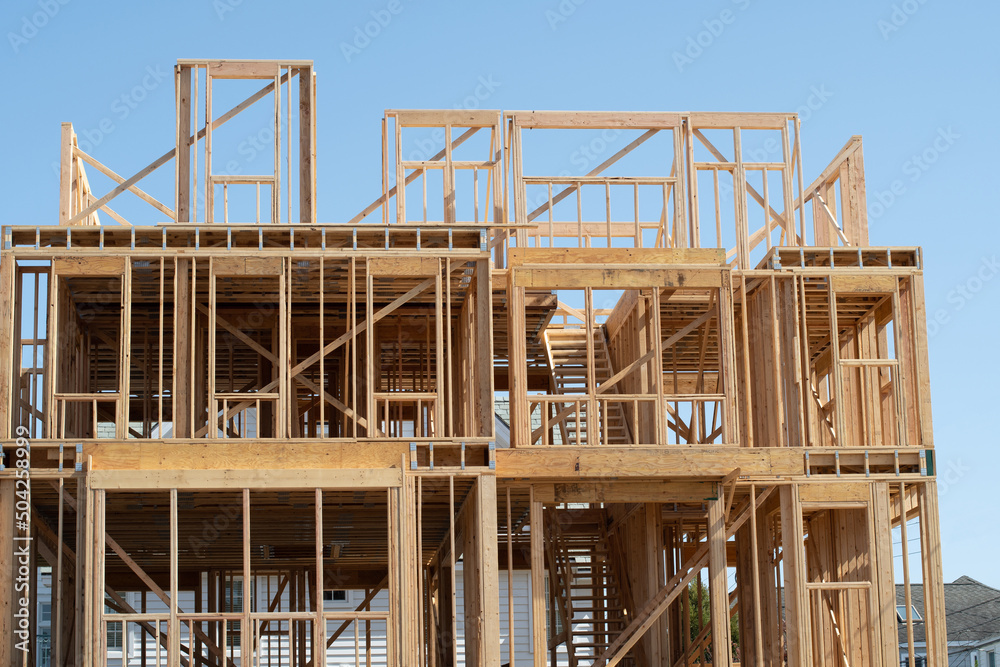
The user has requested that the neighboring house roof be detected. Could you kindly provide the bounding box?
[495,401,511,448]
[494,399,564,447]
[898,576,1000,647]
[495,399,511,448]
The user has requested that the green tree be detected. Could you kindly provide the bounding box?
[686,580,740,661]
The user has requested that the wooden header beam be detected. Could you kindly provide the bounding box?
[90,468,403,490]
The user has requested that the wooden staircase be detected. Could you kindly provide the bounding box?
[542,327,632,445]
[546,508,634,667]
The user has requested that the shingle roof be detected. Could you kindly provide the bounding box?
[897,576,1000,645]
[494,399,563,446]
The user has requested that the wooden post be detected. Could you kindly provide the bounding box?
[918,482,948,666]
[173,258,192,438]
[476,259,494,438]
[0,255,14,440]
[204,65,214,222]
[243,489,251,667]
[734,516,758,667]
[507,273,528,447]
[529,489,545,667]
[479,475,501,667]
[92,488,105,662]
[463,482,481,667]
[779,484,811,666]
[871,482,899,664]
[315,488,325,667]
[169,488,178,667]
[117,261,132,439]
[644,503,664,665]
[909,273,935,447]
[299,66,316,223]
[843,144,869,245]
[707,486,731,666]
[176,65,192,222]
[59,123,74,225]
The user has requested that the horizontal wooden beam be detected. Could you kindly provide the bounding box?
[508,247,725,266]
[687,111,793,129]
[388,109,500,127]
[52,256,126,275]
[86,441,410,471]
[208,61,281,79]
[514,267,724,289]
[211,257,283,276]
[532,480,716,504]
[509,111,683,129]
[496,446,800,479]
[90,468,403,490]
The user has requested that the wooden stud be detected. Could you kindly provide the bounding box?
[530,488,545,667]
[780,484,811,666]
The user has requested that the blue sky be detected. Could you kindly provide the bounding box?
[1,1,997,585]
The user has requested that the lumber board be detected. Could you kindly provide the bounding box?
[52,256,126,275]
[367,256,440,276]
[0,257,13,440]
[799,482,869,503]
[211,256,283,276]
[86,441,410,470]
[206,60,281,79]
[508,110,683,129]
[90,468,402,490]
[389,109,500,127]
[830,275,896,293]
[514,267,724,289]
[496,447,800,478]
[507,247,725,266]
[532,480,715,503]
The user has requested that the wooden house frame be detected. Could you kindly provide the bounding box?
[0,59,945,667]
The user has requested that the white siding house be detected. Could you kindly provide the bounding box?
[36,565,578,666]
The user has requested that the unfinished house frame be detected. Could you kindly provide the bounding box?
[0,59,945,667]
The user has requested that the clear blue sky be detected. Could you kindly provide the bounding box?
[1,0,996,585]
